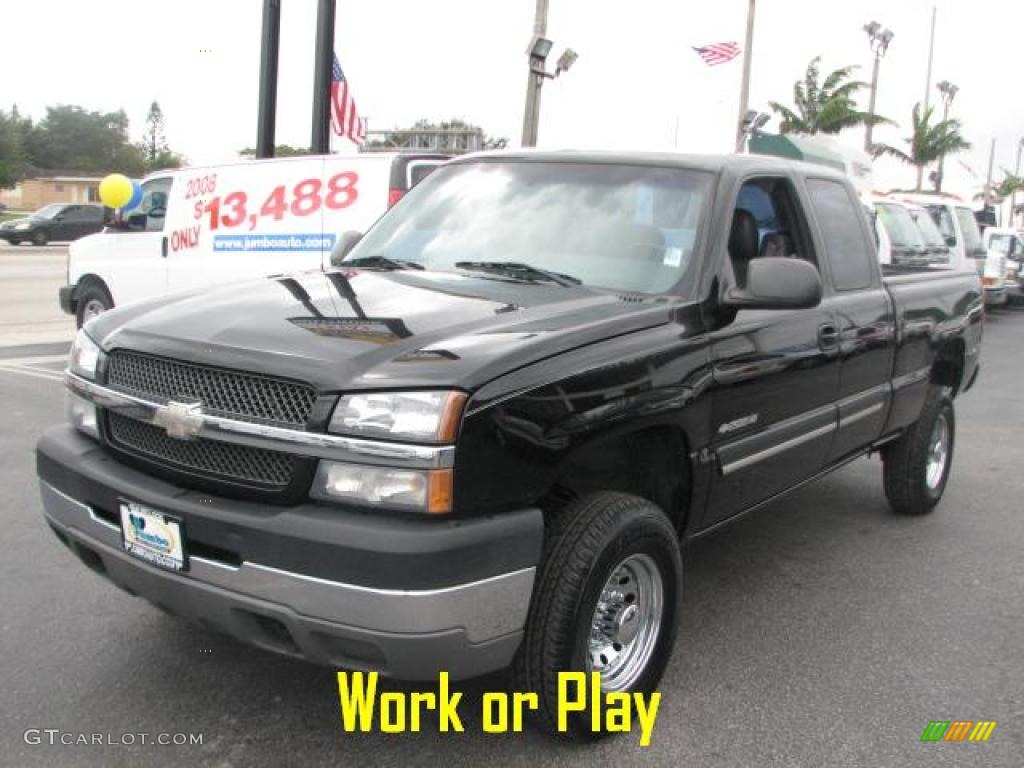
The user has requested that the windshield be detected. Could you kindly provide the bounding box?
[876,203,925,249]
[909,208,945,247]
[31,204,65,220]
[989,233,1022,257]
[345,161,713,294]
[954,207,985,255]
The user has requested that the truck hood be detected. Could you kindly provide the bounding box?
[88,269,680,393]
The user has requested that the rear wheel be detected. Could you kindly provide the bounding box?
[75,284,113,328]
[882,386,955,516]
[512,492,682,740]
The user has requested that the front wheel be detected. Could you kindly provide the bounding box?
[75,285,113,328]
[512,492,682,740]
[883,386,955,516]
[32,231,48,246]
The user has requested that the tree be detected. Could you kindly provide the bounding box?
[0,107,30,189]
[768,56,892,136]
[139,101,184,172]
[238,144,311,159]
[26,105,147,176]
[872,103,971,192]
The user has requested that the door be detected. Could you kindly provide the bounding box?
[806,178,895,462]
[99,176,172,305]
[703,176,840,527]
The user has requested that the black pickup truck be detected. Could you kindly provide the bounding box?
[37,152,982,738]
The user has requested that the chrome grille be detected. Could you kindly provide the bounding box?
[108,412,295,488]
[105,350,317,428]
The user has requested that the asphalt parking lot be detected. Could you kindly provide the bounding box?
[0,242,76,346]
[0,308,1021,768]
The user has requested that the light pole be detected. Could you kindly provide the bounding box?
[520,0,577,147]
[934,80,958,192]
[1013,138,1024,228]
[863,21,894,154]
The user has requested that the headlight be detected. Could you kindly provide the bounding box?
[329,390,467,442]
[69,328,101,380]
[311,461,453,514]
[13,221,33,230]
[66,391,99,439]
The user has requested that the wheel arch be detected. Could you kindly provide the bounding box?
[931,337,966,396]
[540,423,695,536]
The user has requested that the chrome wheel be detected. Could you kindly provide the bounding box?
[925,413,950,491]
[82,299,106,323]
[587,553,663,692]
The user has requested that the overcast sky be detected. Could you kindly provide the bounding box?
[4,0,1022,197]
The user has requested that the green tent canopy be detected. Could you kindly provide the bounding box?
[748,134,847,173]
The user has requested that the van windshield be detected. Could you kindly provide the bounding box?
[876,203,925,249]
[345,161,713,294]
[954,207,985,256]
[910,209,945,248]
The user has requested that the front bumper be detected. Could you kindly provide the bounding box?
[984,286,1008,307]
[37,426,543,680]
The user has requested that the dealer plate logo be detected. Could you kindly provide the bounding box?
[153,401,205,440]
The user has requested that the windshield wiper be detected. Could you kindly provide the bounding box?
[454,261,581,287]
[343,255,424,271]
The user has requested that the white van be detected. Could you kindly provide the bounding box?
[982,227,1023,302]
[894,193,1006,306]
[59,152,448,326]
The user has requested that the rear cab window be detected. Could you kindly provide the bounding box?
[805,178,875,291]
[954,207,985,257]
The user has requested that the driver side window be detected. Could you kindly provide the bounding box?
[126,177,172,233]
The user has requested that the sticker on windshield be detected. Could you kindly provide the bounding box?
[663,247,683,267]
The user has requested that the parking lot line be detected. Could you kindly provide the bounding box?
[0,355,66,382]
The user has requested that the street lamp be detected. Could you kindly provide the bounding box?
[521,35,577,147]
[739,110,771,151]
[933,80,959,192]
[863,21,894,153]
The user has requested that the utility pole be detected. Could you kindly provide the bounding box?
[918,6,937,191]
[984,138,996,209]
[1013,138,1024,228]
[521,0,550,147]
[734,0,756,153]
[923,7,936,114]
[311,0,337,155]
[256,0,282,158]
[865,54,881,154]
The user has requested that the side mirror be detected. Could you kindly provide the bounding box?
[330,230,363,267]
[127,213,148,231]
[724,257,822,310]
[945,235,956,247]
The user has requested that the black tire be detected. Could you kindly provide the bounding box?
[512,492,682,741]
[32,231,48,246]
[74,284,113,328]
[7,237,21,246]
[882,386,955,516]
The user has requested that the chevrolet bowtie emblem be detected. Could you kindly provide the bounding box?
[153,401,205,440]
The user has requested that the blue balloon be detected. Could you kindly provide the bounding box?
[122,180,144,212]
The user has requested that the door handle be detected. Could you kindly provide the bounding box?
[161,236,168,258]
[818,323,840,349]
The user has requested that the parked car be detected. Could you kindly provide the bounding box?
[38,152,983,739]
[982,226,1024,303]
[895,194,1006,306]
[0,203,106,246]
[869,196,931,267]
[58,153,448,327]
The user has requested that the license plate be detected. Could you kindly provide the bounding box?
[120,501,187,572]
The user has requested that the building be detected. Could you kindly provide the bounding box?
[0,175,104,211]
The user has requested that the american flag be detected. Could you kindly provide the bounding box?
[332,54,366,143]
[692,42,741,66]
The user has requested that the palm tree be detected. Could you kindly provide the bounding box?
[768,56,892,135]
[872,103,971,191]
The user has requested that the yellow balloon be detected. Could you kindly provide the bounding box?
[98,173,134,209]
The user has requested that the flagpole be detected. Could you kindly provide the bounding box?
[734,0,756,152]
